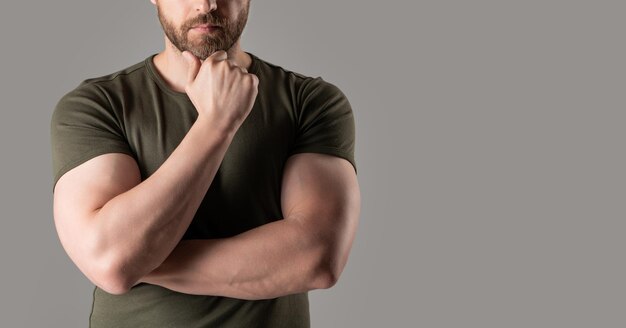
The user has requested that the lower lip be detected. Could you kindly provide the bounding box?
[192,26,221,33]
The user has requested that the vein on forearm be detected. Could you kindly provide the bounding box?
[141,218,325,300]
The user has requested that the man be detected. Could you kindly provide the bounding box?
[50,0,360,327]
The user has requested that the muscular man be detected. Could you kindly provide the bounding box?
[50,0,360,327]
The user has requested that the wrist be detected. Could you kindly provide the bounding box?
[194,115,238,140]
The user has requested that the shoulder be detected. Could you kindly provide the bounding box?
[53,58,149,128]
[54,57,152,116]
[249,52,348,105]
[60,57,150,102]
[82,58,148,89]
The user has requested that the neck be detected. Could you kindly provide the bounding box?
[152,37,252,93]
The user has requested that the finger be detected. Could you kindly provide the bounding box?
[182,51,201,85]
[223,59,248,73]
[208,50,228,63]
[225,59,243,72]
[249,73,259,87]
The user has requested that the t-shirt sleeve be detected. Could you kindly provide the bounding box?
[288,77,357,174]
[50,82,135,192]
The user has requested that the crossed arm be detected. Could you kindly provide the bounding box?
[55,124,360,299]
[54,143,360,299]
[136,152,360,300]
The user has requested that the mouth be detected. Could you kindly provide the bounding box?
[191,24,221,32]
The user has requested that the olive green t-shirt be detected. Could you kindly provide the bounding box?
[50,52,356,328]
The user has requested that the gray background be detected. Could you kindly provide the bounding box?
[1,0,624,327]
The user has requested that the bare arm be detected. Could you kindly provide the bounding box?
[138,152,361,300]
[53,51,259,294]
[54,118,235,295]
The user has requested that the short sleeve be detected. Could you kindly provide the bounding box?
[289,77,357,174]
[50,82,135,191]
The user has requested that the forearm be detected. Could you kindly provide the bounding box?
[94,117,235,288]
[139,219,331,300]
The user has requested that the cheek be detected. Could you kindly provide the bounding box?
[212,4,236,18]
[159,3,189,22]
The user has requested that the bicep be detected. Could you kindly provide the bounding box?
[53,153,141,279]
[281,152,360,252]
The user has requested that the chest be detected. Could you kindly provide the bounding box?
[124,91,294,178]
[119,91,297,237]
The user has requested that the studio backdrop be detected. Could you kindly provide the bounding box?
[1,1,625,327]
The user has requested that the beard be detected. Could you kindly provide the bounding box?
[156,4,249,60]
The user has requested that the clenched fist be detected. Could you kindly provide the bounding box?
[182,50,259,133]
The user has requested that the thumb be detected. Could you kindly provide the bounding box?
[182,51,201,85]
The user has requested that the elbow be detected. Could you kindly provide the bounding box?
[98,280,131,296]
[309,255,344,290]
[307,237,353,291]
[315,268,340,290]
[86,235,145,295]
[90,257,135,295]
[98,276,132,295]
